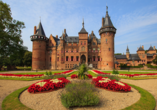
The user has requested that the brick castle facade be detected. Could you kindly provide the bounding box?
[30,7,156,70]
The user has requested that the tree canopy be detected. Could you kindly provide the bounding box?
[0,1,27,66]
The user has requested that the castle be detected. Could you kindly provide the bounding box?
[30,7,156,70]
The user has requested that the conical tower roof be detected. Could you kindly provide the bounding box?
[35,21,46,36]
[126,45,129,53]
[103,6,114,27]
[148,46,154,51]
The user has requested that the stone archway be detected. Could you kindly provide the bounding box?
[80,55,86,64]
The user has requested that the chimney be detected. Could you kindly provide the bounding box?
[89,35,91,39]
[64,29,66,34]
[142,45,144,49]
[154,46,156,50]
[137,47,139,50]
[56,35,58,39]
[34,26,36,34]
[123,52,124,55]
[92,31,93,35]
[102,17,104,27]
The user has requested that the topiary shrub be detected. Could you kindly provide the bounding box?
[78,64,89,80]
[60,81,99,108]
[112,69,119,75]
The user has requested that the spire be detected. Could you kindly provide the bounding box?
[106,6,108,16]
[126,45,129,53]
[82,18,84,28]
[35,21,46,36]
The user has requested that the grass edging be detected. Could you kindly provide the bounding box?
[2,82,156,110]
[2,86,32,110]
[122,83,156,110]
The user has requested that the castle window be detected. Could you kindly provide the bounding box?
[61,56,63,61]
[106,32,107,35]
[81,41,82,45]
[66,56,68,61]
[57,57,59,61]
[93,48,95,52]
[106,39,107,43]
[50,57,51,62]
[84,41,86,45]
[77,49,79,52]
[93,42,96,45]
[98,56,100,61]
[107,63,108,65]
[66,50,68,52]
[71,49,73,53]
[76,56,79,61]
[71,56,73,61]
[93,56,95,61]
[81,46,85,51]
[97,48,100,52]
[109,48,110,51]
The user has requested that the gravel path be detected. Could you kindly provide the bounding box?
[19,79,140,110]
[0,80,40,110]
[121,79,157,110]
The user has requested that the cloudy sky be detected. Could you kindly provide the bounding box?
[3,0,157,54]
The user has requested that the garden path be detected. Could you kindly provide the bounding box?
[121,78,157,110]
[0,80,41,110]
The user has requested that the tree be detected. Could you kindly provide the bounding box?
[0,1,26,67]
[114,53,122,55]
[23,51,32,67]
[153,56,157,65]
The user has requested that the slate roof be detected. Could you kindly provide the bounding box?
[53,37,60,45]
[35,22,46,36]
[137,46,144,51]
[88,32,101,44]
[148,46,154,51]
[115,61,119,64]
[146,53,154,57]
[65,36,79,43]
[115,55,127,59]
[79,28,88,34]
[127,54,141,61]
[102,6,114,27]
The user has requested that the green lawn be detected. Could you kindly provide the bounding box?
[102,71,156,74]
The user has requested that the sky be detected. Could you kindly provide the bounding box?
[3,0,157,54]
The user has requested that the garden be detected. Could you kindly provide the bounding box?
[1,64,157,110]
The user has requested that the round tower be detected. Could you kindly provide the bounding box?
[99,6,116,70]
[30,21,47,70]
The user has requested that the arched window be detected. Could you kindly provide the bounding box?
[81,46,85,51]
[93,42,96,45]
[109,48,110,51]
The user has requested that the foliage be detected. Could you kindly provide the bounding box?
[146,64,157,68]
[23,51,32,66]
[0,1,27,66]
[112,69,119,75]
[114,53,122,55]
[119,63,143,68]
[60,81,99,108]
[78,64,88,79]
[153,56,157,65]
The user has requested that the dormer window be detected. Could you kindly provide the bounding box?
[93,42,96,45]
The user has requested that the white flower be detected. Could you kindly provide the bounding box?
[115,81,125,86]
[35,82,47,87]
[98,78,111,83]
[92,77,97,79]
[50,79,62,83]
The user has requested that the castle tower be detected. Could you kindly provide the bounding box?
[99,6,116,70]
[30,21,47,70]
[78,19,88,64]
[126,45,130,59]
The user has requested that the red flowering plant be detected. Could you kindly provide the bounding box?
[71,74,78,79]
[28,77,70,93]
[92,70,111,75]
[86,74,93,79]
[0,73,44,78]
[53,70,74,75]
[92,76,131,92]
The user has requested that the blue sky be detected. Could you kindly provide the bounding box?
[3,0,157,54]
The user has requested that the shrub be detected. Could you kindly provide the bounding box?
[97,74,120,81]
[60,81,99,108]
[78,64,88,79]
[44,74,66,80]
[112,69,119,75]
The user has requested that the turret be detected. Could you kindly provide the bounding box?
[126,45,130,59]
[99,6,116,70]
[30,21,47,70]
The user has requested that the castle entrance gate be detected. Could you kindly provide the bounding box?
[80,55,86,64]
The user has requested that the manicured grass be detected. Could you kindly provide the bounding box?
[2,82,156,110]
[0,77,44,81]
[122,83,156,110]
[2,86,32,110]
[66,71,78,77]
[87,71,97,77]
[0,71,8,72]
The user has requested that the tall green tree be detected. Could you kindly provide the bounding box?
[0,1,26,67]
[23,51,32,67]
[153,56,157,65]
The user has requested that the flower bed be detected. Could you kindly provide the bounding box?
[0,73,44,78]
[54,70,74,75]
[86,74,93,79]
[119,73,157,78]
[71,74,78,79]
[28,77,70,93]
[92,70,111,75]
[92,76,131,92]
